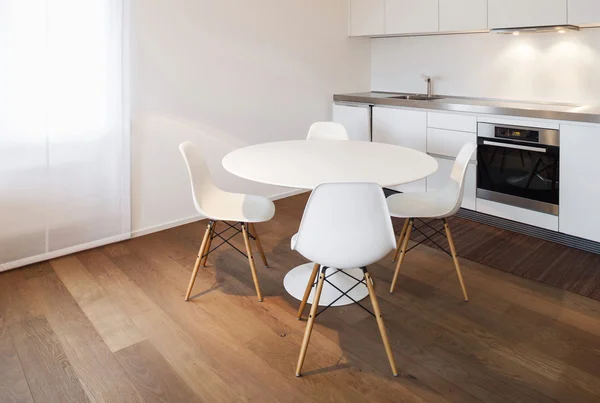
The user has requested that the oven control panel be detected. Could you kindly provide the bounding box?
[496,127,539,143]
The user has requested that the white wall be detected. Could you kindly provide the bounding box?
[131,0,370,236]
[371,29,600,105]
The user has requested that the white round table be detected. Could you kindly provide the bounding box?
[223,140,438,306]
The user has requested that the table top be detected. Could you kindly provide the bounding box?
[222,140,438,190]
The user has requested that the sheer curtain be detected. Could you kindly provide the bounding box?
[0,0,130,271]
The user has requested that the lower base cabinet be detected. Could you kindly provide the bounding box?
[559,124,600,242]
[332,103,371,141]
[373,106,428,193]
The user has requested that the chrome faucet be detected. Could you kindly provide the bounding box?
[421,73,433,97]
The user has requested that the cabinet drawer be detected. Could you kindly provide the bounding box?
[427,128,476,160]
[428,112,477,133]
[427,157,476,210]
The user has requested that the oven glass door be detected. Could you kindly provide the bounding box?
[477,138,559,213]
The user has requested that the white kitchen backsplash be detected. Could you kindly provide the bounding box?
[371,28,600,105]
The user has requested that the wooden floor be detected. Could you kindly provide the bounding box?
[406,215,600,301]
[2,193,600,403]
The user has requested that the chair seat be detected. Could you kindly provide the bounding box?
[386,190,457,219]
[200,191,275,223]
[291,233,298,250]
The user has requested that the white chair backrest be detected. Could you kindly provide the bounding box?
[179,141,220,216]
[445,142,477,216]
[293,183,396,270]
[306,122,349,141]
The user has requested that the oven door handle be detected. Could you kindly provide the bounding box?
[482,140,547,153]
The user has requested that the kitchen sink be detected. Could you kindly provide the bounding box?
[389,95,443,101]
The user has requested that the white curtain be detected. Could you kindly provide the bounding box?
[0,0,130,271]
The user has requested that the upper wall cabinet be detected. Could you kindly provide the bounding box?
[385,0,439,35]
[568,0,600,26]
[439,0,488,32]
[488,0,567,29]
[349,0,385,36]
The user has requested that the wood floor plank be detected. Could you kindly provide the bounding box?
[25,268,145,403]
[0,314,34,403]
[77,249,250,402]
[50,255,146,352]
[112,246,318,402]
[9,316,89,403]
[115,340,201,403]
[129,308,254,402]
[366,249,600,402]
[0,270,88,403]
[76,248,156,317]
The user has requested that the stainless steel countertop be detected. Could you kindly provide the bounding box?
[333,92,600,124]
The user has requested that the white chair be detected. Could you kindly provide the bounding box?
[291,182,398,377]
[306,122,349,140]
[387,143,477,301]
[179,141,275,302]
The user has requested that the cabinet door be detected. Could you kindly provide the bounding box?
[439,0,488,32]
[488,0,567,29]
[372,106,427,192]
[385,0,439,35]
[349,0,385,36]
[559,124,600,243]
[332,103,371,142]
[568,0,600,26]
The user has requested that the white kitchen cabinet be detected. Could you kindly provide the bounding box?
[332,103,371,141]
[372,106,427,192]
[427,157,477,210]
[385,0,439,35]
[428,112,478,133]
[427,128,477,161]
[559,124,600,243]
[568,0,600,26]
[439,0,488,32]
[488,0,567,29]
[349,0,385,36]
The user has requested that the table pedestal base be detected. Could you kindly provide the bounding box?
[283,263,369,307]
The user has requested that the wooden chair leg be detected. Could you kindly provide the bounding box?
[364,269,398,377]
[201,222,218,267]
[296,263,320,320]
[443,219,469,302]
[242,223,264,302]
[185,221,213,301]
[392,219,410,262]
[296,267,326,377]
[249,223,269,268]
[390,219,413,293]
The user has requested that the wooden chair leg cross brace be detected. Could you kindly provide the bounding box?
[184,220,268,302]
[295,266,398,377]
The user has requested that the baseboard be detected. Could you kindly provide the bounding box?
[131,188,308,239]
[456,209,600,255]
[0,233,131,273]
[132,215,203,238]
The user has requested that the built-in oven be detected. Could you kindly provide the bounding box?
[477,123,560,215]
